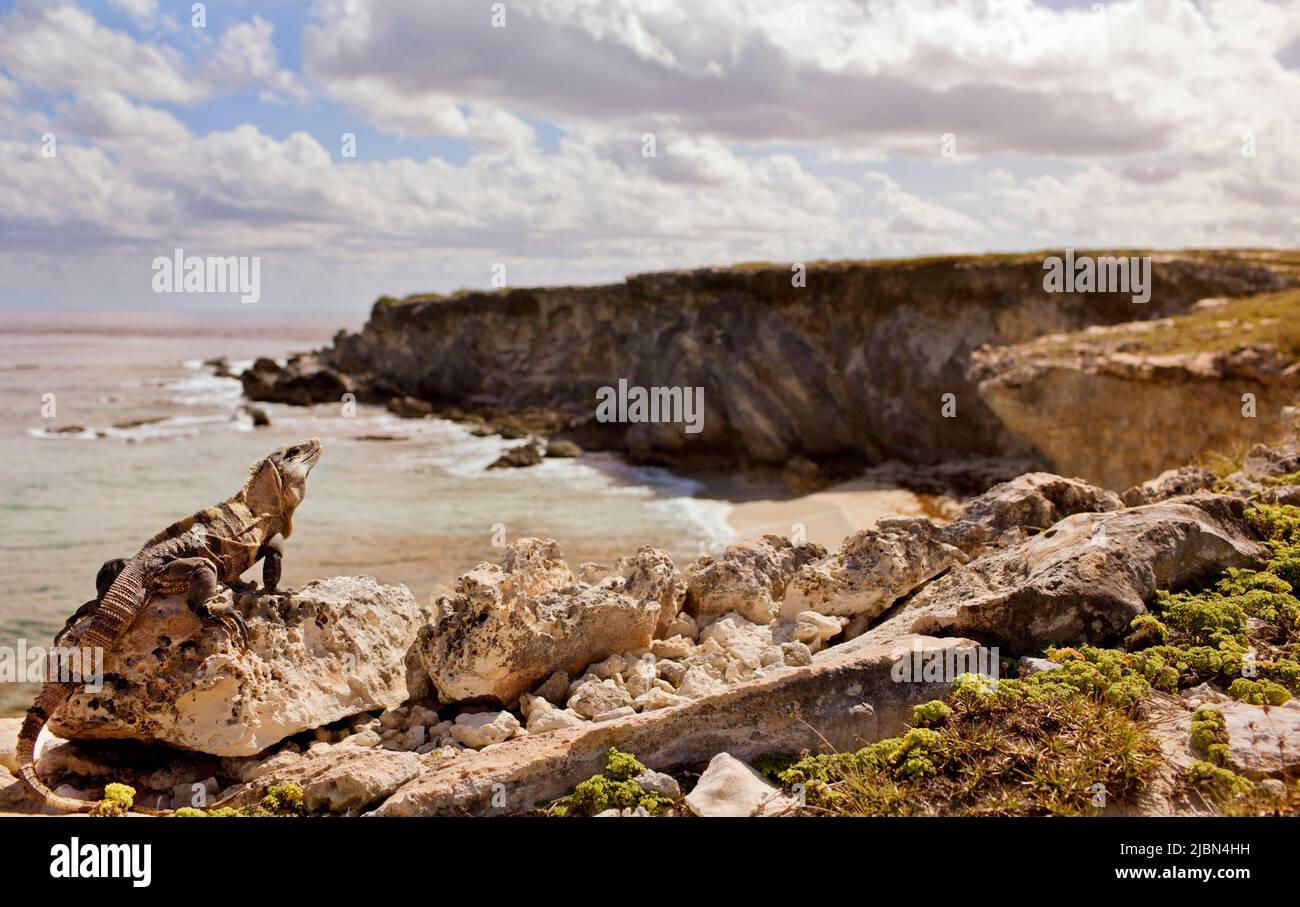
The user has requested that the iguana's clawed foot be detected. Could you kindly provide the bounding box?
[227,579,257,594]
[197,599,250,651]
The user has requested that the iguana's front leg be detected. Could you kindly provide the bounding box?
[260,533,285,593]
[154,557,249,649]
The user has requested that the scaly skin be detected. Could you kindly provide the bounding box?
[16,439,322,814]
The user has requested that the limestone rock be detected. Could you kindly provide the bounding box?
[941,472,1122,553]
[451,711,521,749]
[221,747,422,814]
[622,547,688,637]
[684,753,797,817]
[782,520,966,621]
[372,635,977,816]
[633,769,681,800]
[897,495,1269,652]
[1121,467,1217,507]
[687,535,825,625]
[1220,701,1300,778]
[568,678,632,719]
[417,539,658,705]
[49,577,424,757]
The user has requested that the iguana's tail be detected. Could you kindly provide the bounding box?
[17,680,169,815]
[16,680,100,813]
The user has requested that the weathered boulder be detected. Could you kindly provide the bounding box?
[622,547,688,638]
[941,472,1122,553]
[224,747,424,813]
[239,354,352,406]
[371,635,975,815]
[49,577,423,757]
[417,539,658,705]
[687,535,825,625]
[451,711,521,749]
[894,495,1270,652]
[782,520,966,621]
[684,753,797,817]
[487,443,542,469]
[1121,466,1218,507]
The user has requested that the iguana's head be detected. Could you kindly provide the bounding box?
[243,438,322,519]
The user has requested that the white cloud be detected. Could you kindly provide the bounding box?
[209,16,309,104]
[57,88,189,146]
[0,0,202,103]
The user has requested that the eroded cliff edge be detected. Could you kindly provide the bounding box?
[250,252,1296,480]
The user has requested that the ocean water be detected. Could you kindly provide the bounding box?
[0,317,734,715]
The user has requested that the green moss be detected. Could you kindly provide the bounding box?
[1187,760,1254,802]
[601,747,646,782]
[262,783,307,815]
[89,782,136,817]
[1227,677,1292,705]
[1190,707,1227,751]
[549,748,674,816]
[172,807,206,817]
[774,664,1159,816]
[912,700,953,728]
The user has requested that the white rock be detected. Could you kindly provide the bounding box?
[50,577,424,757]
[568,678,632,719]
[684,753,798,817]
[593,706,637,723]
[450,711,521,749]
[677,665,725,699]
[633,769,681,799]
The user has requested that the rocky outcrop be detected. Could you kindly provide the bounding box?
[49,577,424,757]
[416,539,660,706]
[372,635,977,816]
[239,354,353,406]
[685,535,824,625]
[939,472,1123,554]
[781,472,1122,623]
[1122,467,1218,506]
[250,255,1290,472]
[974,338,1300,490]
[886,495,1270,652]
[781,519,966,622]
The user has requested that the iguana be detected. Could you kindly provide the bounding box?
[17,438,323,814]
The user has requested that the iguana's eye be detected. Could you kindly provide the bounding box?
[287,446,300,456]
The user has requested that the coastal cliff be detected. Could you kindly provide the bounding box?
[250,252,1295,480]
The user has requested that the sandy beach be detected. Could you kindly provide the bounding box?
[723,478,959,549]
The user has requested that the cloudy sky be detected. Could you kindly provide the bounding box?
[1,0,1298,313]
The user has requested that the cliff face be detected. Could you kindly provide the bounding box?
[320,254,1292,471]
[973,288,1300,490]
